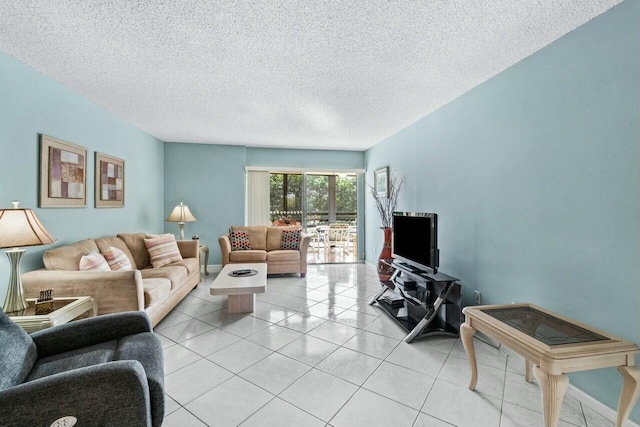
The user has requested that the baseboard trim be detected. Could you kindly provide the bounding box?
[202,264,222,274]
[567,384,639,427]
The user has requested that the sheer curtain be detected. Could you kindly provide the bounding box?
[245,171,271,226]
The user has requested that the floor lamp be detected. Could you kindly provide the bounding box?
[165,202,197,240]
[0,202,56,313]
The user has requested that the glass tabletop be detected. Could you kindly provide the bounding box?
[482,306,608,346]
[10,299,74,317]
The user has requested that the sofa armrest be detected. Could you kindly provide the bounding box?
[176,239,199,259]
[0,360,152,427]
[219,234,231,266]
[31,311,153,358]
[300,234,311,257]
[21,269,145,315]
[299,234,311,274]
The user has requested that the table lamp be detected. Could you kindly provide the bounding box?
[0,201,56,313]
[165,202,197,240]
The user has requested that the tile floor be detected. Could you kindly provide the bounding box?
[158,263,617,427]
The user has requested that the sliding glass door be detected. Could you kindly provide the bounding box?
[269,172,358,263]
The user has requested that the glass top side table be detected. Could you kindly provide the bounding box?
[461,303,638,427]
[9,296,97,333]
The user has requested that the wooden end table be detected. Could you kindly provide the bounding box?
[9,296,98,333]
[210,263,267,313]
[461,303,639,427]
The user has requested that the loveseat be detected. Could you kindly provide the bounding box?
[219,226,310,277]
[21,233,200,327]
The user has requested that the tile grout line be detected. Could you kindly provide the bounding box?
[165,265,621,427]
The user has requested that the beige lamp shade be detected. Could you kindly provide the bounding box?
[0,206,56,249]
[165,202,197,224]
[0,202,56,313]
[165,202,197,240]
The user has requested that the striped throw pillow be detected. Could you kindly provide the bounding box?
[79,251,111,271]
[144,234,183,268]
[103,246,133,271]
[229,229,251,251]
[281,229,301,250]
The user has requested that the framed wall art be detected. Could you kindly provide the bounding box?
[95,153,125,208]
[374,166,389,198]
[39,135,87,208]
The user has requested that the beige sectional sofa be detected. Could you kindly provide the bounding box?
[219,226,310,277]
[21,233,200,326]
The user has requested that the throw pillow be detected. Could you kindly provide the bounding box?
[229,229,251,251]
[145,233,172,239]
[144,234,183,268]
[79,251,110,272]
[102,246,133,271]
[281,229,301,250]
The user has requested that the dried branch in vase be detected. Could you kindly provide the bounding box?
[369,174,404,228]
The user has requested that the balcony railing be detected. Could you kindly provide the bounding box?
[270,211,356,226]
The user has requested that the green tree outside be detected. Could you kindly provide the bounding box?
[270,173,356,224]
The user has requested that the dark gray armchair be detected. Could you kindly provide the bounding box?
[0,309,164,427]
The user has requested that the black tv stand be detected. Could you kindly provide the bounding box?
[397,261,437,275]
[369,260,462,343]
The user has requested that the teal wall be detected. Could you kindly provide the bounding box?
[163,143,247,259]
[0,52,165,302]
[164,144,366,264]
[365,0,639,421]
[246,147,364,170]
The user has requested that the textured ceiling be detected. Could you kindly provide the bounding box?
[0,1,621,150]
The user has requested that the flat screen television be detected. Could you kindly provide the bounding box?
[392,212,438,274]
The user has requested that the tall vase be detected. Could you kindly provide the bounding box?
[377,227,393,282]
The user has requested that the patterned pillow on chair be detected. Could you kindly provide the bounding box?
[281,229,301,250]
[229,229,251,251]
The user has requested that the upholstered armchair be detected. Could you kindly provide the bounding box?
[0,309,164,427]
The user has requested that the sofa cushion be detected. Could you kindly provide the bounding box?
[229,250,267,262]
[166,257,200,276]
[102,246,134,271]
[95,236,138,269]
[79,251,111,271]
[280,229,301,250]
[230,226,267,250]
[266,250,301,262]
[145,234,183,268]
[26,340,117,382]
[43,239,100,271]
[142,278,171,308]
[140,266,188,290]
[117,233,151,269]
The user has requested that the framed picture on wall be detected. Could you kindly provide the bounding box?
[374,167,389,198]
[95,152,125,208]
[39,135,87,208]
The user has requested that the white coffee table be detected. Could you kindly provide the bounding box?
[210,263,267,313]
